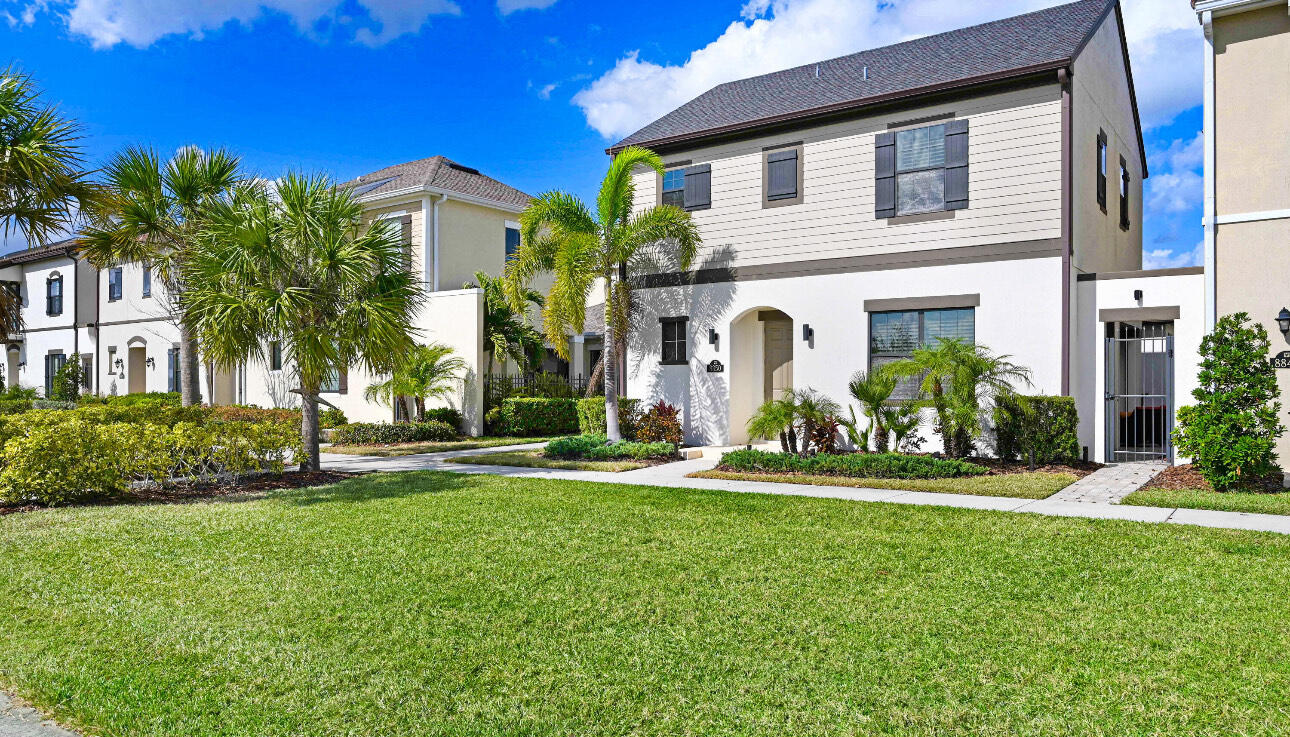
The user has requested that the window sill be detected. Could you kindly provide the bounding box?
[886,209,955,225]
[659,360,689,366]
[683,204,710,212]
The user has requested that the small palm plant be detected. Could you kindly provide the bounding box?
[789,388,843,455]
[466,270,544,376]
[848,369,898,452]
[505,146,700,442]
[887,338,1030,458]
[747,397,798,454]
[185,173,423,470]
[364,343,467,422]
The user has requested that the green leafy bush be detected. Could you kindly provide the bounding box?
[0,413,300,506]
[1175,312,1285,491]
[49,354,86,402]
[544,434,676,461]
[30,400,77,410]
[79,392,181,407]
[421,407,463,431]
[993,395,1080,467]
[73,403,210,427]
[210,405,300,425]
[498,398,580,437]
[718,449,987,479]
[0,385,39,401]
[576,397,640,438]
[319,407,348,429]
[636,400,683,446]
[0,400,33,415]
[330,421,457,446]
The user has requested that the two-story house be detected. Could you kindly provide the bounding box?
[1195,0,1290,464]
[611,0,1204,462]
[0,240,96,397]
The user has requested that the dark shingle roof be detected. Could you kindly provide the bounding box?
[611,0,1115,152]
[0,238,80,267]
[341,156,532,209]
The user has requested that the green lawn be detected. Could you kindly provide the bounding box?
[325,436,556,457]
[3,472,1290,735]
[446,450,648,472]
[1123,486,1290,516]
[692,468,1075,499]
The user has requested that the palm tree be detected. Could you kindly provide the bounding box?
[0,66,97,330]
[80,145,241,406]
[847,369,898,452]
[887,338,1031,458]
[465,270,544,376]
[747,397,798,454]
[505,146,700,442]
[185,173,424,471]
[365,342,467,422]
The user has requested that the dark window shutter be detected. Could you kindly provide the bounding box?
[400,215,413,269]
[338,367,348,395]
[943,119,969,210]
[167,349,175,392]
[683,164,711,210]
[874,132,896,218]
[1096,131,1108,210]
[767,150,797,199]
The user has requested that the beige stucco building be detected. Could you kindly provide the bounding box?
[1196,0,1290,460]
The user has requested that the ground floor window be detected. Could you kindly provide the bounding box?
[167,347,180,392]
[660,317,688,365]
[44,352,66,397]
[869,306,975,399]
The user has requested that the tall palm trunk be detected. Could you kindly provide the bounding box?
[179,319,201,406]
[300,383,321,471]
[602,271,621,442]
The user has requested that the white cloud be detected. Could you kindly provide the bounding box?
[574,0,1204,140]
[1142,241,1202,269]
[13,0,461,48]
[537,83,558,100]
[1146,169,1202,215]
[497,0,558,14]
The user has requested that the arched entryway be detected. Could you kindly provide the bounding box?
[728,307,794,444]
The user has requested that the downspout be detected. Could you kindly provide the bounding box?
[93,266,100,395]
[1201,10,1217,332]
[1059,67,1073,396]
[70,253,79,358]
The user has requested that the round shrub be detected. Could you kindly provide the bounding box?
[319,407,348,429]
[330,421,457,446]
[421,407,463,431]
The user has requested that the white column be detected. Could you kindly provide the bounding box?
[1202,10,1217,332]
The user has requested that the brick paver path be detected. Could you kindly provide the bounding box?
[1049,461,1167,504]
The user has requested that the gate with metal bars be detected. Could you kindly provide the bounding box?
[1105,321,1174,462]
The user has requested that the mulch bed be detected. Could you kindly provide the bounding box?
[965,457,1102,478]
[1141,463,1285,494]
[0,470,365,517]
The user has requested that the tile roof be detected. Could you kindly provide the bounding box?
[0,238,80,267]
[341,155,533,210]
[611,0,1116,152]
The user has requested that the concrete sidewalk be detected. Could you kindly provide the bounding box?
[0,694,78,737]
[320,445,1290,535]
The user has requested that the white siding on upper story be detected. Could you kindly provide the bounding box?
[631,84,1063,271]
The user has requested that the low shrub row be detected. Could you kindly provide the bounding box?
[330,421,457,445]
[718,449,988,479]
[491,398,581,437]
[79,392,182,407]
[210,405,301,425]
[994,395,1080,466]
[544,434,677,461]
[0,411,300,506]
[420,407,462,430]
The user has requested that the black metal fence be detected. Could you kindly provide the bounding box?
[485,372,601,409]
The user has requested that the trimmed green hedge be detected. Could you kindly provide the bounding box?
[576,397,641,438]
[422,407,463,431]
[544,434,676,461]
[993,395,1080,465]
[718,449,988,479]
[497,398,580,437]
[330,421,457,446]
[78,392,181,407]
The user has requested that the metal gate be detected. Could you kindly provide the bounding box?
[1105,321,1174,462]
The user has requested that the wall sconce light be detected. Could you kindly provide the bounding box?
[802,324,814,343]
[16,361,24,369]
[113,358,123,370]
[1133,289,1143,302]
[708,328,718,345]
[145,357,155,368]
[1277,307,1290,334]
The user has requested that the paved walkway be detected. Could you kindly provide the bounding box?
[321,445,1290,535]
[0,694,78,737]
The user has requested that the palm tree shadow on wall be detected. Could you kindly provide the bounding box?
[630,244,738,446]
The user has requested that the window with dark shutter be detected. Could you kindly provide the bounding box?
[683,164,711,210]
[400,214,413,269]
[659,317,688,364]
[1096,131,1108,212]
[269,341,282,371]
[766,149,798,201]
[108,267,122,302]
[46,275,62,316]
[142,263,151,297]
[874,131,897,218]
[1119,157,1130,230]
[943,120,969,210]
[505,226,521,261]
[661,169,685,208]
[167,348,178,392]
[338,367,348,395]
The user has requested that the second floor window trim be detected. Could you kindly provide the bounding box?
[659,162,711,211]
[45,274,62,316]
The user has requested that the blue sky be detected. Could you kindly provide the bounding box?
[0,0,1204,267]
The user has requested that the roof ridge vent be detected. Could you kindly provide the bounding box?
[448,162,481,175]
[863,65,868,81]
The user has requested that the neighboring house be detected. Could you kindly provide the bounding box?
[611,0,1203,462]
[1195,0,1290,461]
[240,156,536,431]
[0,241,95,397]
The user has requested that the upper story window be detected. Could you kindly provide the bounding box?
[659,164,711,211]
[1119,156,1131,230]
[763,143,803,208]
[142,263,151,297]
[320,364,347,394]
[870,306,975,400]
[659,316,688,365]
[108,267,122,302]
[505,225,521,261]
[875,119,969,219]
[1096,131,1108,211]
[45,274,62,316]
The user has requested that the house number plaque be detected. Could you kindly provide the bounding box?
[1273,351,1290,369]
[706,360,724,373]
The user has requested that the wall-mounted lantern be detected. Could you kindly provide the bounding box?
[145,357,155,368]
[113,358,123,370]
[802,324,814,343]
[1133,289,1143,302]
[1277,307,1290,334]
[708,328,718,345]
